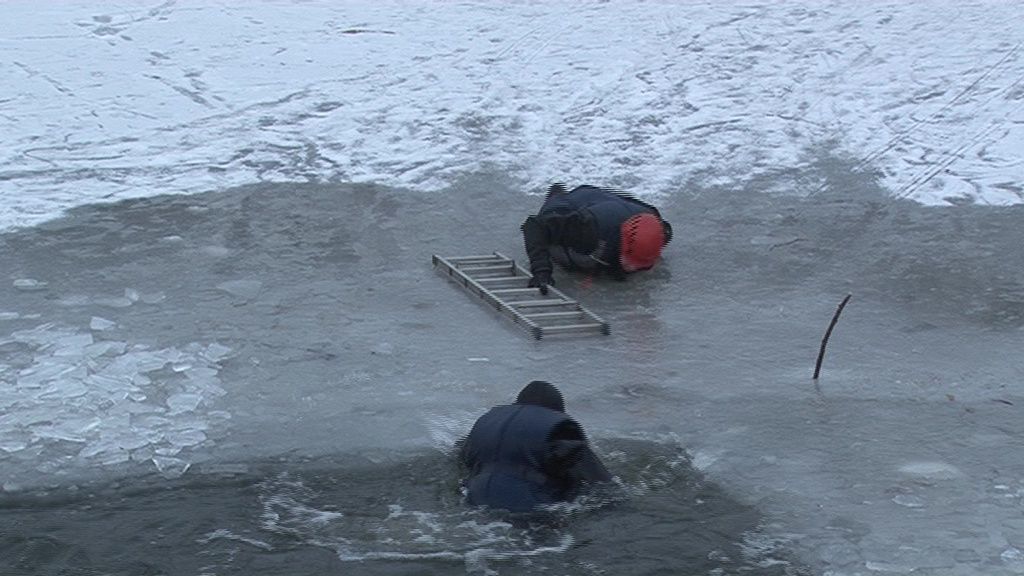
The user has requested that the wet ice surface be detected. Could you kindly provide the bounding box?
[1,1,1023,231]
[1,176,1023,574]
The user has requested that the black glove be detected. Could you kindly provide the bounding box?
[528,270,554,295]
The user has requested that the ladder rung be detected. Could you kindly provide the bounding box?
[461,264,513,272]
[475,276,525,283]
[541,323,605,333]
[491,288,541,294]
[448,255,507,262]
[511,300,579,308]
[523,311,584,319]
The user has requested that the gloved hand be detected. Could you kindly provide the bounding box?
[528,270,554,295]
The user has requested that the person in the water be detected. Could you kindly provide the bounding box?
[459,380,612,513]
[521,183,673,294]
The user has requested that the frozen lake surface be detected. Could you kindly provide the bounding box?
[2,1,1024,575]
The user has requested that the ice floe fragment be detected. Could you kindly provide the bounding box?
[171,360,193,372]
[1002,547,1024,569]
[152,455,191,479]
[13,278,47,291]
[203,343,232,362]
[58,294,92,307]
[95,296,133,308]
[167,429,206,448]
[0,440,28,453]
[140,291,166,304]
[86,340,127,358]
[3,323,232,482]
[892,494,925,508]
[167,392,203,414]
[202,245,230,258]
[216,279,262,300]
[897,461,962,479]
[89,316,117,331]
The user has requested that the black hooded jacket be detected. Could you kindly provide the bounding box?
[521,184,671,277]
[459,381,612,512]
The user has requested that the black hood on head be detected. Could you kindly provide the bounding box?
[515,380,565,412]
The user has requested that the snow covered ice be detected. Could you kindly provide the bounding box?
[2,1,1023,232]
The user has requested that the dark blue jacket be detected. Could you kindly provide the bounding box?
[460,403,610,513]
[522,185,667,275]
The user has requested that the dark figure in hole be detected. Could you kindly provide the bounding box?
[459,380,612,513]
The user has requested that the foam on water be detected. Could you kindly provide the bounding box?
[245,434,706,573]
[257,472,573,573]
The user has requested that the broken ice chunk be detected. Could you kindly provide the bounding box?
[898,461,962,479]
[85,340,127,358]
[202,245,230,258]
[216,280,262,300]
[13,278,47,291]
[1002,547,1024,567]
[0,439,28,453]
[90,316,117,331]
[95,296,133,308]
[892,494,925,508]
[51,333,94,356]
[185,365,218,383]
[152,455,191,479]
[166,429,206,448]
[32,424,86,443]
[18,362,78,388]
[167,392,202,414]
[140,291,166,304]
[58,294,92,306]
[98,449,131,466]
[202,343,232,362]
[35,378,88,400]
[171,360,193,373]
[78,438,124,459]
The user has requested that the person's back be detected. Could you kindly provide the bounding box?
[460,381,612,513]
[521,184,672,292]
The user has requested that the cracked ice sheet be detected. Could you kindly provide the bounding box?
[0,323,231,485]
[2,0,1023,231]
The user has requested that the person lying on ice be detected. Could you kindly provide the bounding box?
[521,183,673,294]
[459,380,612,513]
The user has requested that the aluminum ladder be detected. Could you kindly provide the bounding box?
[432,252,610,340]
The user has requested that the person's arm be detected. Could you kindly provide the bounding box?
[545,420,612,485]
[522,215,554,279]
[523,211,599,271]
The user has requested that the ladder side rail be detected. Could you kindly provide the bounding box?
[436,255,542,335]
